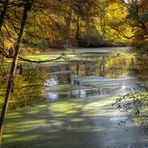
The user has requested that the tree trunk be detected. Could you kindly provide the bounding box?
[0,1,31,145]
[85,16,91,47]
[76,11,80,45]
[65,9,72,39]
[0,0,9,30]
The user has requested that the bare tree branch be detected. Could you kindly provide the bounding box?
[110,25,135,39]
[18,52,67,63]
[3,22,14,41]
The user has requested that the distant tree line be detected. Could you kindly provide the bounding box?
[0,0,141,56]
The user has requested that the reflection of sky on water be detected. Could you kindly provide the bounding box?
[71,90,86,98]
[44,72,145,102]
[79,89,86,97]
[46,92,59,102]
[119,82,141,93]
[44,77,58,87]
[46,89,87,101]
[120,83,128,92]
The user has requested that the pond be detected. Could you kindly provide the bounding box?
[0,47,148,148]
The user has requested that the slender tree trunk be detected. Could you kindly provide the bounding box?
[101,12,106,41]
[0,1,31,145]
[76,12,80,45]
[64,10,72,49]
[65,9,72,39]
[0,0,9,30]
[85,16,90,47]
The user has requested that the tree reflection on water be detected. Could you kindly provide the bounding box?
[0,51,147,110]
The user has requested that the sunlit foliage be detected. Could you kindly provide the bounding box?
[105,51,134,76]
[0,0,137,54]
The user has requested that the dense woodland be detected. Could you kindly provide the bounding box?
[0,0,147,147]
[0,0,147,56]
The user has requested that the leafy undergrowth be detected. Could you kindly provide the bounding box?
[112,91,148,132]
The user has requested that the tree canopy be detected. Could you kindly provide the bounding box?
[1,0,145,56]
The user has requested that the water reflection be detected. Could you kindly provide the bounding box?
[120,83,130,92]
[46,89,87,101]
[79,90,86,98]
[45,88,105,101]
[44,77,59,87]
[44,75,144,101]
[46,92,59,101]
[0,50,147,109]
[1,49,148,148]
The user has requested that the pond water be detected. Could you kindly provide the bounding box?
[0,47,148,148]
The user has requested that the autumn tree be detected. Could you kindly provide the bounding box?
[0,0,34,144]
[120,0,148,53]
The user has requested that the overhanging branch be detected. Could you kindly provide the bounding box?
[110,25,135,39]
[18,53,68,63]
